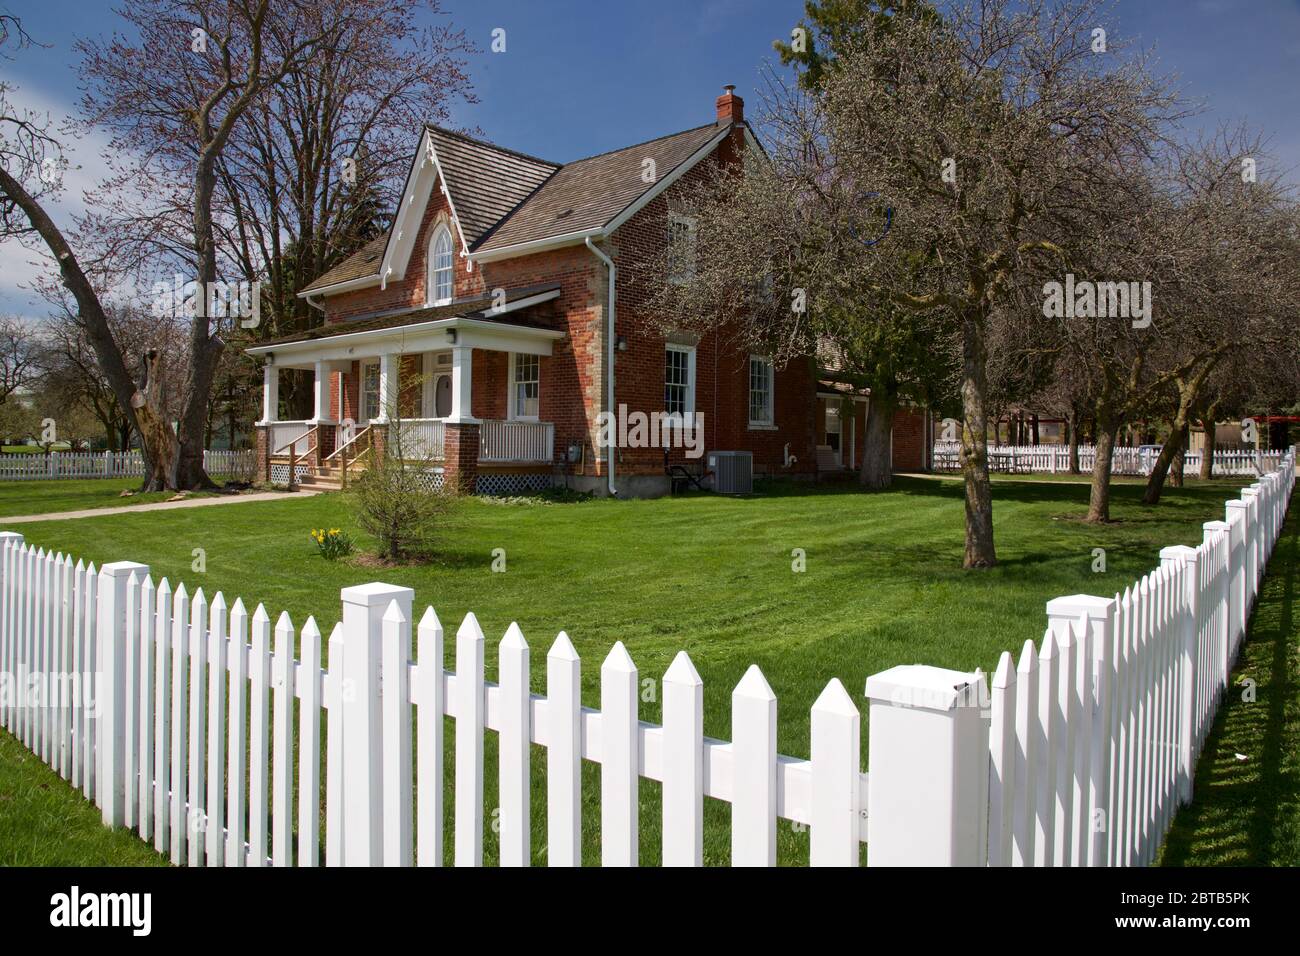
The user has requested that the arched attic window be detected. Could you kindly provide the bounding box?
[428,224,454,305]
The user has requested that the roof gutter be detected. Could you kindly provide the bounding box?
[585,235,617,497]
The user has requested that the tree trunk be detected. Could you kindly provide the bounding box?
[1170,436,1185,488]
[959,311,996,568]
[1199,417,1216,479]
[1142,416,1188,505]
[1087,420,1119,522]
[859,394,896,490]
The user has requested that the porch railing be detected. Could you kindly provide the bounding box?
[269,421,313,457]
[480,420,554,463]
[394,419,446,460]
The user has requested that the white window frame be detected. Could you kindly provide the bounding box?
[667,212,698,285]
[508,352,541,421]
[360,360,381,423]
[428,224,454,306]
[748,355,775,428]
[664,343,696,418]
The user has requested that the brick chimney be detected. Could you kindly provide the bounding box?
[716,84,743,125]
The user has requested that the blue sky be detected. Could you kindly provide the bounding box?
[3,0,1299,316]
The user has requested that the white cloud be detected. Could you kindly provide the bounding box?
[0,81,116,320]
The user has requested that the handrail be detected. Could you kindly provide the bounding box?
[324,424,371,464]
[285,425,319,492]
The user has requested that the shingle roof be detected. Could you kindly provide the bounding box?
[471,124,723,253]
[259,283,562,347]
[300,236,387,294]
[299,121,731,294]
[427,127,559,246]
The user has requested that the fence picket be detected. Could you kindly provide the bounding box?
[188,588,208,867]
[1035,629,1058,865]
[299,617,322,867]
[810,677,861,867]
[381,602,412,867]
[272,611,296,867]
[732,664,777,867]
[227,599,249,867]
[662,651,704,867]
[152,578,171,854]
[325,621,343,867]
[600,641,639,867]
[249,604,271,867]
[987,652,1017,867]
[415,609,444,867]
[498,622,530,867]
[546,632,582,867]
[1011,640,1038,866]
[137,574,155,843]
[207,593,228,867]
[453,612,485,867]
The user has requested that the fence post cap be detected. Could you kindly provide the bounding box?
[0,531,23,543]
[1225,499,1249,511]
[864,664,981,713]
[1241,485,1260,496]
[1203,520,1230,531]
[340,581,415,607]
[1045,593,1114,621]
[1159,544,1198,562]
[99,560,149,578]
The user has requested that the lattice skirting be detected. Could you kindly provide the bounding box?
[270,463,311,487]
[411,468,445,492]
[475,472,552,496]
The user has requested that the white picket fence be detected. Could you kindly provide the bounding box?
[932,442,1283,478]
[0,449,254,481]
[0,448,1292,866]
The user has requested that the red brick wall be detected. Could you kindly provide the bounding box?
[891,406,928,471]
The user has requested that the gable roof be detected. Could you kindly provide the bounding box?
[470,124,723,254]
[425,126,558,246]
[299,118,742,296]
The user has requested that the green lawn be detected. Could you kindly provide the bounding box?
[0,477,223,518]
[1159,494,1300,865]
[0,473,1264,865]
[0,727,167,865]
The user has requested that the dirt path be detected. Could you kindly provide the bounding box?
[0,489,321,525]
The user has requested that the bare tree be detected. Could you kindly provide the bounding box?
[0,316,38,404]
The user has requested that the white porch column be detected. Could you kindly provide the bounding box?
[312,360,331,423]
[261,362,279,424]
[377,352,399,422]
[449,345,476,423]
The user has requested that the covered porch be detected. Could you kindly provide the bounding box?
[248,308,564,491]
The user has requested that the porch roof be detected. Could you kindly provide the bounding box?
[246,285,564,365]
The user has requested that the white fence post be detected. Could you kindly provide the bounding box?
[864,664,989,865]
[1045,594,1115,866]
[96,560,149,827]
[339,581,413,866]
[1224,501,1249,654]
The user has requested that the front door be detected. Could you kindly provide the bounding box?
[434,374,452,418]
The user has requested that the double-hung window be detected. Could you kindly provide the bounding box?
[361,361,380,422]
[664,345,695,417]
[749,356,774,427]
[511,353,540,419]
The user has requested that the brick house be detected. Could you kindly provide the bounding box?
[247,88,930,496]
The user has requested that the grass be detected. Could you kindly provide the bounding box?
[1158,491,1300,865]
[0,472,1263,865]
[0,727,167,866]
[0,477,225,518]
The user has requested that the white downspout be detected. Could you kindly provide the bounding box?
[585,236,618,496]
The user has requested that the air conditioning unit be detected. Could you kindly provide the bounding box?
[709,450,753,494]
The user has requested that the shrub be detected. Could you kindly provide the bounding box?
[310,527,355,560]
[348,459,456,562]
